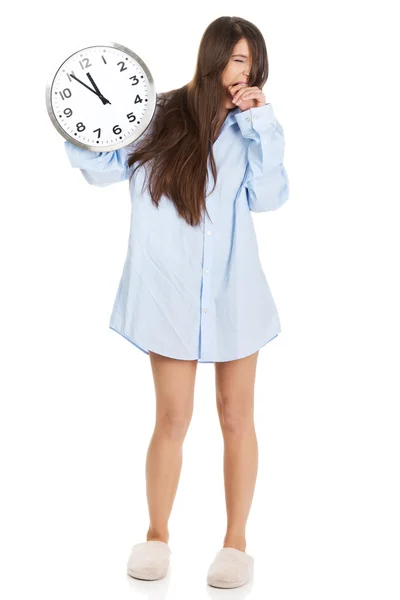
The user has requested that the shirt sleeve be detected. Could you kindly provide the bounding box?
[235,103,289,212]
[63,141,134,187]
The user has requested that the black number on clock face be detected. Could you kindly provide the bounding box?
[76,119,136,139]
[64,108,72,118]
[90,116,138,139]
[117,61,128,72]
[129,75,139,86]
[79,58,92,70]
[59,88,72,100]
[134,95,143,104]
[66,71,75,83]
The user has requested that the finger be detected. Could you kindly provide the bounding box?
[229,83,248,91]
[237,91,264,102]
[228,84,246,100]
[228,83,248,98]
[239,92,261,101]
[232,89,250,103]
[232,86,258,103]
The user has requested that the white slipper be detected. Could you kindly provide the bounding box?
[207,547,254,588]
[127,540,172,580]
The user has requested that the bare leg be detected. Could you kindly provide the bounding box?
[214,350,259,552]
[145,351,198,544]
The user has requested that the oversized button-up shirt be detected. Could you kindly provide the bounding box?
[64,102,289,362]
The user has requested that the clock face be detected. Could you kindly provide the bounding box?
[46,41,156,152]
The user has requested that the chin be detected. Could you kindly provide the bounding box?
[225,98,235,108]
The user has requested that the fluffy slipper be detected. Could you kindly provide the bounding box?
[127,540,172,580]
[207,547,254,588]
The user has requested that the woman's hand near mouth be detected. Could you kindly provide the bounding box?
[229,82,266,111]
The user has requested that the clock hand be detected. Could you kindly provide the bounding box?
[86,72,111,106]
[86,73,101,96]
[68,73,111,105]
[69,73,99,95]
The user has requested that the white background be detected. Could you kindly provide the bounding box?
[1,1,399,598]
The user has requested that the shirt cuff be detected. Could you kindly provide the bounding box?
[235,103,277,137]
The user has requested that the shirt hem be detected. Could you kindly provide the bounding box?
[108,324,280,363]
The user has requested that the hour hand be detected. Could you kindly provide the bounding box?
[86,72,101,95]
[86,72,111,105]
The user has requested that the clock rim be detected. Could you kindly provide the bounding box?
[45,40,157,152]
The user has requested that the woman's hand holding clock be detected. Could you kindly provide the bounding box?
[229,83,266,111]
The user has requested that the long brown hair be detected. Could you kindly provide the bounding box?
[126,16,269,227]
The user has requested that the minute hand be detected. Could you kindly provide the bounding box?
[68,73,111,105]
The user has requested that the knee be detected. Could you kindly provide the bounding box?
[156,410,192,440]
[218,397,254,435]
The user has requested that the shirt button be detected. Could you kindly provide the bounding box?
[246,117,250,122]
[203,308,208,313]
[207,230,212,235]
[205,269,209,275]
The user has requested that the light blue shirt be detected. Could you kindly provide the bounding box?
[64,102,289,362]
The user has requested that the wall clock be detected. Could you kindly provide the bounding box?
[45,41,157,152]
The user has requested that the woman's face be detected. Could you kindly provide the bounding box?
[221,38,252,109]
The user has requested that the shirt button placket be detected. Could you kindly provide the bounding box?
[200,210,215,361]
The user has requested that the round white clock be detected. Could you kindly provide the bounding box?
[46,41,157,152]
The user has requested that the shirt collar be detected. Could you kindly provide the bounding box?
[222,106,242,129]
[216,106,242,141]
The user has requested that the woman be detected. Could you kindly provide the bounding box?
[64,15,289,589]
